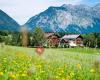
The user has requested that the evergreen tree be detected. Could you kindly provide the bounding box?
[32,27,46,46]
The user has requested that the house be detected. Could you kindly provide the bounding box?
[61,34,83,47]
[45,33,60,47]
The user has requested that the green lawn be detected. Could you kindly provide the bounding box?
[0,45,100,80]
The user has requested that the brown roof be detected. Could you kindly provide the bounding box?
[45,33,54,38]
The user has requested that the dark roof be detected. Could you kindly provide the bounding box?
[45,33,60,38]
[45,33,54,38]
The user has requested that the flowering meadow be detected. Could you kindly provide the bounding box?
[0,46,100,80]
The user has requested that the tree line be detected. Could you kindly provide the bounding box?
[83,33,100,48]
[0,28,100,48]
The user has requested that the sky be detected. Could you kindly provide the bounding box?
[0,0,100,25]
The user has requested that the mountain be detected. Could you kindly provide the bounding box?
[92,3,100,18]
[0,10,20,31]
[25,4,100,33]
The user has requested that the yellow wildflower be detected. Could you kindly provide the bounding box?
[58,68,64,73]
[62,78,66,80]
[61,69,64,73]
[37,64,42,69]
[9,74,16,79]
[70,71,74,77]
[65,75,70,80]
[55,76,59,79]
[77,64,81,69]
[9,72,16,79]
[90,69,95,73]
[0,72,3,76]
[40,70,45,73]
[21,73,27,77]
[58,73,62,76]
[12,60,16,64]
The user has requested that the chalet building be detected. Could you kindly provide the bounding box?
[61,34,83,47]
[45,33,60,47]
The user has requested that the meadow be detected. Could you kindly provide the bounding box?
[0,45,100,80]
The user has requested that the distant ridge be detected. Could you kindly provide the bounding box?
[0,10,20,31]
[25,3,100,33]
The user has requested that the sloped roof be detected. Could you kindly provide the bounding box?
[45,33,60,38]
[45,33,54,38]
[62,34,81,39]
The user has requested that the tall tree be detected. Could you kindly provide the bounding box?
[83,33,100,48]
[11,32,21,46]
[32,27,46,46]
[97,34,100,48]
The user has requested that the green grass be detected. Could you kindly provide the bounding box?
[0,45,100,80]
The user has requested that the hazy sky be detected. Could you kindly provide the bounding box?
[0,0,100,25]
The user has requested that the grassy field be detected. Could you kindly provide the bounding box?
[0,45,100,80]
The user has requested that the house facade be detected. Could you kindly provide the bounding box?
[61,34,83,47]
[45,33,60,47]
